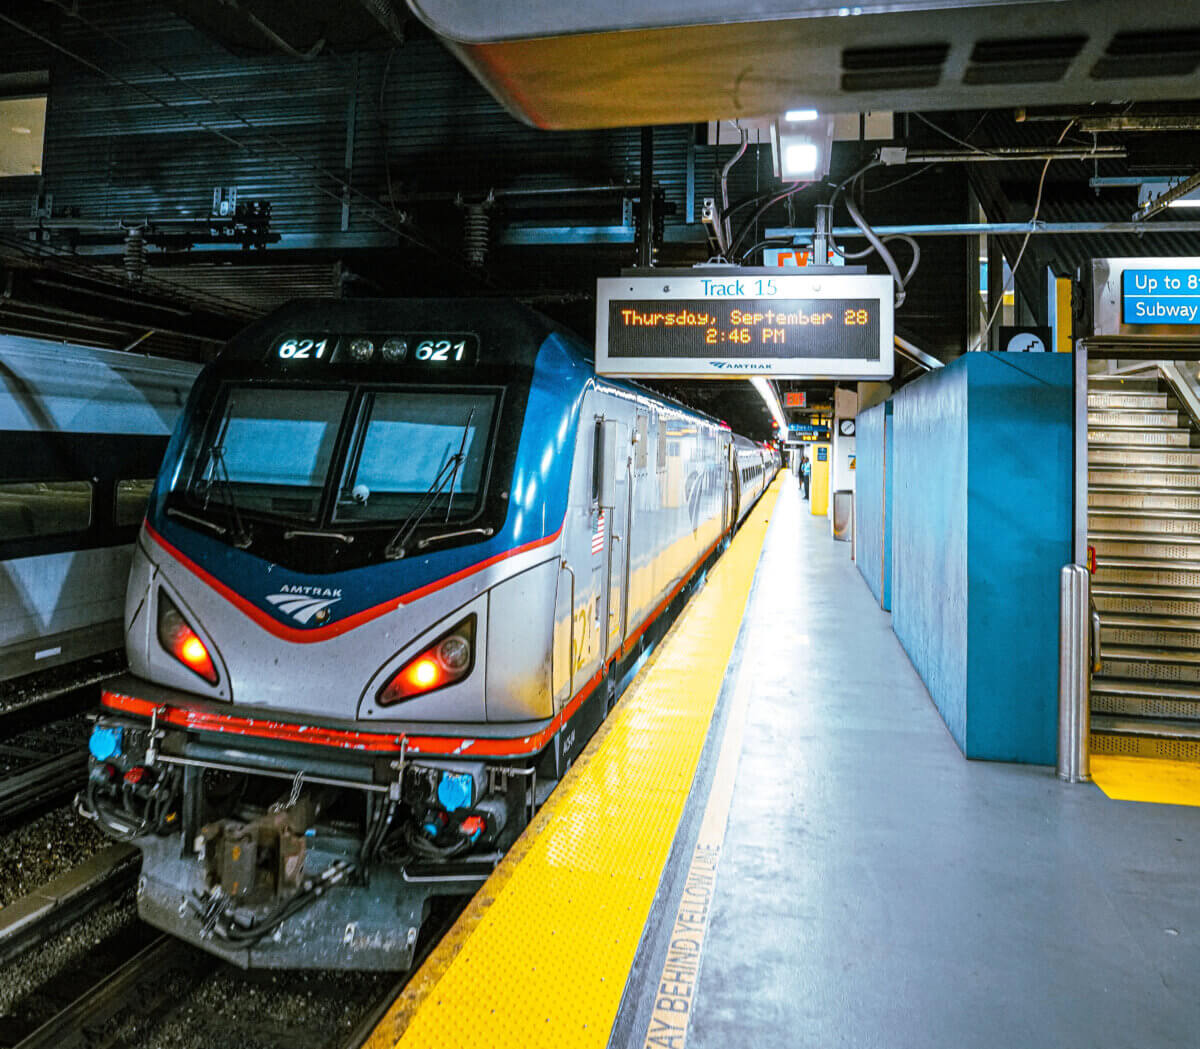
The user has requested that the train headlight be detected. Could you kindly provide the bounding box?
[377,615,475,706]
[157,593,219,685]
[348,338,375,362]
[381,338,407,362]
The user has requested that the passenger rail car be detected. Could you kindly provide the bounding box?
[81,299,774,970]
[0,338,198,680]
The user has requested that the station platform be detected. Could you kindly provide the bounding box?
[368,474,1200,1049]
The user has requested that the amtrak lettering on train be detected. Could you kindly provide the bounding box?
[79,298,778,970]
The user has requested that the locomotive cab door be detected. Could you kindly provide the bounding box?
[724,436,736,534]
[594,417,629,663]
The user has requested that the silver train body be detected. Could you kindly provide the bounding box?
[82,299,776,969]
[0,337,198,680]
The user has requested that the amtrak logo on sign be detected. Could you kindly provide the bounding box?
[266,585,343,625]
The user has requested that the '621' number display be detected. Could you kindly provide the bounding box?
[276,338,329,360]
[272,333,479,365]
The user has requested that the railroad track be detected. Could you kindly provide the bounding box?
[12,934,210,1049]
[0,844,140,969]
[0,653,123,740]
[0,750,89,827]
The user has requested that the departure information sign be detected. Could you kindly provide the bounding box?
[596,271,893,379]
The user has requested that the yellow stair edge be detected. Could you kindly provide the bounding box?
[366,479,782,1049]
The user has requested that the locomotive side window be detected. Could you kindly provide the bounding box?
[634,413,648,471]
[188,387,348,521]
[0,480,93,539]
[591,420,604,505]
[115,478,155,526]
[334,390,496,523]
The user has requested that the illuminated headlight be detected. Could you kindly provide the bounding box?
[157,592,219,685]
[348,338,375,362]
[377,615,475,706]
[381,338,408,362]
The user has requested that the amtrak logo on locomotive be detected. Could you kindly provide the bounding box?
[265,585,344,625]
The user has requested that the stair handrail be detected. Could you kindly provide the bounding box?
[1159,361,1200,433]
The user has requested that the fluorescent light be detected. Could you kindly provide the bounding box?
[9,126,30,134]
[785,109,819,122]
[783,143,819,176]
[751,378,787,433]
[1169,198,1200,208]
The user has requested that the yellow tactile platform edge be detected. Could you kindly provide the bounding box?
[366,480,781,1049]
[1090,753,1200,807]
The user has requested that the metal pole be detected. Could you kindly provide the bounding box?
[1058,563,1091,782]
[638,127,654,268]
[813,204,832,264]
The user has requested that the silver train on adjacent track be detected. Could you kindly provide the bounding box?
[81,298,777,969]
[0,337,198,681]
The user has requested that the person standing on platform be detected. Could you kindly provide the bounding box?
[799,452,810,500]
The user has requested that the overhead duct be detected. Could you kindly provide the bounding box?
[404,1,1200,129]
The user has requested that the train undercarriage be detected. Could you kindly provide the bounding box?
[79,688,555,970]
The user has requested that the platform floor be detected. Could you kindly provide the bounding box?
[373,476,1200,1049]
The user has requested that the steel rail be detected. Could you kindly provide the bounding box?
[0,844,140,968]
[0,751,88,825]
[13,934,206,1049]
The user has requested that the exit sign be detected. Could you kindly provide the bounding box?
[784,391,807,408]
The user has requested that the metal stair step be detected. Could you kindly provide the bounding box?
[1089,468,1200,490]
[1087,376,1162,392]
[1101,615,1200,651]
[1094,586,1200,617]
[1091,681,1200,720]
[1088,447,1200,468]
[1091,714,1200,739]
[1089,488,1200,512]
[1088,392,1169,410]
[1089,429,1193,447]
[1093,559,1200,589]
[1098,647,1200,683]
[1088,509,1200,538]
[1087,409,1180,427]
[1090,535,1200,562]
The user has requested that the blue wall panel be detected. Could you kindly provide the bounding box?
[886,353,1072,764]
[854,402,886,606]
[891,363,970,752]
[965,353,1072,763]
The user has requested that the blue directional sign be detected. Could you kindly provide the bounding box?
[789,423,829,435]
[1122,269,1200,325]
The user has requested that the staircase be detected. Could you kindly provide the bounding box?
[1088,372,1200,761]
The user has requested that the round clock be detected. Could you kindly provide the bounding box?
[838,418,855,437]
[1005,332,1047,353]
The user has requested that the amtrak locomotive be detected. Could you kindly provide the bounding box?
[80,298,776,970]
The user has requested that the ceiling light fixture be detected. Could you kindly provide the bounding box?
[751,377,787,433]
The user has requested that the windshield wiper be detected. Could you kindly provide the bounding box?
[201,442,252,550]
[384,409,475,560]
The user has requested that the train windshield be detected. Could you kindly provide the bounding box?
[334,391,494,523]
[190,387,348,521]
[181,384,498,529]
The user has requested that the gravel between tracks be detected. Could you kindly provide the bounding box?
[0,804,108,907]
[0,651,124,715]
[119,965,396,1049]
[0,892,153,1033]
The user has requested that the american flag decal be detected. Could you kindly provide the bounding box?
[591,509,606,555]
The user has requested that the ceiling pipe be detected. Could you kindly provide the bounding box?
[904,146,1125,163]
[768,219,1200,239]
